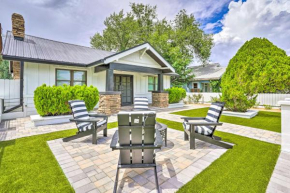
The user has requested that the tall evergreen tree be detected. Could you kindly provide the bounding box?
[221,38,290,112]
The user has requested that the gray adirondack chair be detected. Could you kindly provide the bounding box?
[181,102,233,149]
[63,100,108,144]
[110,111,163,193]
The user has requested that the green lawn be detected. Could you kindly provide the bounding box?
[171,108,281,133]
[0,119,280,192]
[156,118,280,193]
[0,122,117,192]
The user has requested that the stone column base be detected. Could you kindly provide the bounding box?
[152,91,169,108]
[97,92,121,115]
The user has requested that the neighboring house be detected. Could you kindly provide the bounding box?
[187,63,226,92]
[1,13,176,118]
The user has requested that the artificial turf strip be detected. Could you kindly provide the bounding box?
[156,118,280,193]
[177,131,280,193]
[0,121,117,192]
[171,107,281,133]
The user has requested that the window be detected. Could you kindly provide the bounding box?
[148,76,158,91]
[193,83,198,89]
[56,69,86,86]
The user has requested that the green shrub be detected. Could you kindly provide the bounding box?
[221,38,290,112]
[210,96,221,103]
[192,94,202,104]
[165,87,186,104]
[34,84,99,116]
[264,105,272,110]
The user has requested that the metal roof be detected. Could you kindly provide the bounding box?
[190,63,226,81]
[2,31,114,66]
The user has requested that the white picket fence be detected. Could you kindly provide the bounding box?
[0,79,21,108]
[186,92,290,107]
[0,79,20,99]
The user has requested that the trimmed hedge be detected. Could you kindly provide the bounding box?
[34,84,99,116]
[165,87,186,104]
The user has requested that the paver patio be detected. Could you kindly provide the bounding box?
[48,128,227,193]
[0,106,286,192]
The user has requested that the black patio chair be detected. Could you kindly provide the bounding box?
[181,102,233,149]
[63,100,108,144]
[110,111,163,193]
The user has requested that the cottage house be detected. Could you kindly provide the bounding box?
[187,63,226,92]
[1,13,176,118]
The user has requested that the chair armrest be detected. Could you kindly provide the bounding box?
[69,118,100,123]
[88,113,108,118]
[185,122,223,126]
[181,117,206,120]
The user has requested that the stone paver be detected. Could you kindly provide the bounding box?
[48,128,227,192]
[267,151,290,193]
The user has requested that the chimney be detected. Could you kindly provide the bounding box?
[12,13,25,40]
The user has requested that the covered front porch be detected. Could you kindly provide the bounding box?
[91,44,177,115]
[95,63,172,115]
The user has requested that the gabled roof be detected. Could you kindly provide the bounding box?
[190,63,226,81]
[2,31,175,73]
[89,42,175,73]
[2,31,114,67]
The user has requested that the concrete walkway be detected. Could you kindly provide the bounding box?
[267,151,290,193]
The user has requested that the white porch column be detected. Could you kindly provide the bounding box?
[278,98,290,153]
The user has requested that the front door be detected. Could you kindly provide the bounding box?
[114,75,133,106]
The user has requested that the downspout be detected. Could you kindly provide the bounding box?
[20,61,24,109]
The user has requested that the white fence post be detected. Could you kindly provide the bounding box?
[278,98,290,153]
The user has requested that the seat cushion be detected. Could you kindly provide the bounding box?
[69,100,90,132]
[183,121,213,136]
[69,100,89,120]
[77,122,93,132]
[134,97,149,110]
[97,119,107,127]
[205,103,223,123]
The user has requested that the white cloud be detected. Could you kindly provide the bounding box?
[0,0,229,47]
[211,0,290,66]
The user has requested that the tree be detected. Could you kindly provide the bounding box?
[90,4,213,86]
[90,10,139,51]
[0,56,12,79]
[210,80,221,92]
[221,38,290,112]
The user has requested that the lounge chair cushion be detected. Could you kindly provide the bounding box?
[134,97,149,110]
[182,103,224,136]
[205,103,223,123]
[183,122,213,136]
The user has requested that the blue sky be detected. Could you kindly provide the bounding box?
[1,0,289,66]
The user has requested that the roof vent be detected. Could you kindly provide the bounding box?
[12,13,25,40]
